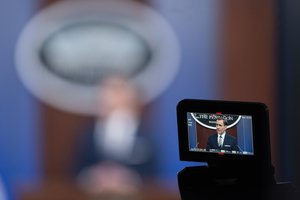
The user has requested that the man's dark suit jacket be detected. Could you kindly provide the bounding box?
[206,133,240,152]
[74,119,157,179]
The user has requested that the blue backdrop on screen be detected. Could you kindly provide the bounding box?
[237,118,254,153]
[188,113,197,149]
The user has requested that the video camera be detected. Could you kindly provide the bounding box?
[176,99,297,200]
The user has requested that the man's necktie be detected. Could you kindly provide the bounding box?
[218,135,222,148]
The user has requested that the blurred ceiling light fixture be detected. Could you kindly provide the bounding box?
[15,0,180,115]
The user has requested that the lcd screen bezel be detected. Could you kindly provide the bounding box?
[177,99,271,170]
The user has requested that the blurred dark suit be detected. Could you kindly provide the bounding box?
[74,118,157,180]
[206,133,240,152]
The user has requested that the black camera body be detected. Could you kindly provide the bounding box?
[176,99,297,200]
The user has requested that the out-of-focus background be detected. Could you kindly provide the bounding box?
[1,0,300,199]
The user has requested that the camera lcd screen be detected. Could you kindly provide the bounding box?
[177,99,272,169]
[187,112,254,156]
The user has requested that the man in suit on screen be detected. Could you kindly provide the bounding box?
[206,117,240,152]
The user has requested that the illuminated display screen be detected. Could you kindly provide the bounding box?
[187,112,254,156]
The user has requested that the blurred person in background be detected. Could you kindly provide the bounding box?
[74,75,157,198]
